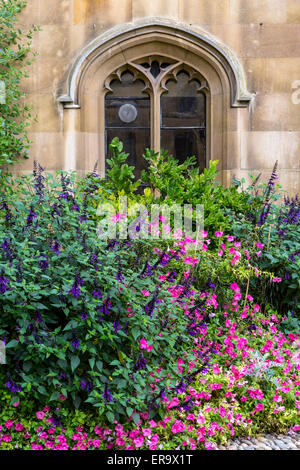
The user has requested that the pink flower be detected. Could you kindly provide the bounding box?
[218,250,223,257]
[116,437,125,446]
[256,242,264,249]
[36,411,45,420]
[230,282,240,292]
[196,413,206,424]
[215,231,223,238]
[12,401,20,408]
[45,441,54,449]
[271,277,282,283]
[112,213,126,223]
[3,435,12,442]
[254,403,264,412]
[186,413,195,421]
[184,256,199,267]
[93,439,101,448]
[177,358,184,374]
[58,394,67,401]
[141,290,150,297]
[171,420,186,434]
[240,310,248,319]
[140,338,148,350]
[15,423,24,432]
[149,420,157,428]
[133,436,144,448]
[5,420,13,429]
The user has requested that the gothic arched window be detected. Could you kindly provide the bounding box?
[104,58,208,178]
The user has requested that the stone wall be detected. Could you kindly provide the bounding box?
[15,0,300,195]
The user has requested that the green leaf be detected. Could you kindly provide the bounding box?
[5,339,18,348]
[50,391,60,401]
[132,412,140,425]
[71,355,80,373]
[106,411,115,423]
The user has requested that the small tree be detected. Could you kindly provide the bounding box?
[0,0,38,180]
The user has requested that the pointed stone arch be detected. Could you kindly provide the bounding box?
[58,18,253,180]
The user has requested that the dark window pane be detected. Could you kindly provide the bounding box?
[161,94,206,128]
[161,72,206,128]
[105,70,150,180]
[106,129,150,180]
[161,71,206,170]
[161,129,206,172]
[105,98,150,128]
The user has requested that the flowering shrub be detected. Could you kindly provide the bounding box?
[0,167,213,423]
[0,284,298,450]
[229,164,300,315]
[0,150,299,450]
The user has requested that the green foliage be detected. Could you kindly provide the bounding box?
[0,168,201,422]
[0,0,39,177]
[104,137,141,194]
[141,149,252,236]
[227,175,300,315]
[101,141,254,237]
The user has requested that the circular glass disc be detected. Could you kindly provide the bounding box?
[118,103,138,123]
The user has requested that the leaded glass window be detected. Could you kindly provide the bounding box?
[104,58,209,178]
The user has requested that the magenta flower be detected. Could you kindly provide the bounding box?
[171,420,186,434]
[36,411,45,420]
[254,403,265,412]
[5,420,13,429]
[141,290,150,296]
[256,242,264,249]
[215,231,223,238]
[15,423,24,432]
[140,338,148,349]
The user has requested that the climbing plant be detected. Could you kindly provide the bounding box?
[0,0,38,181]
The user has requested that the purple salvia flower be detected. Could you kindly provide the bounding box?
[0,274,9,294]
[51,241,60,256]
[68,274,84,299]
[102,384,114,404]
[26,206,36,227]
[38,254,49,270]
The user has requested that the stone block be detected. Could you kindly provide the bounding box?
[250,93,300,131]
[230,0,287,24]
[241,131,300,170]
[74,0,132,25]
[179,0,231,25]
[132,0,179,20]
[287,0,300,23]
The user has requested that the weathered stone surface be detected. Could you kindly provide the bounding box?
[74,0,132,25]
[13,0,300,195]
[133,0,179,20]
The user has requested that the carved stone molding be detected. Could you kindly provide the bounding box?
[58,18,253,109]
